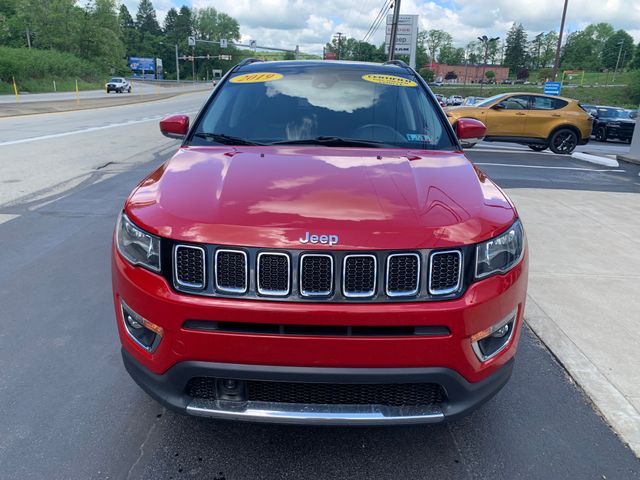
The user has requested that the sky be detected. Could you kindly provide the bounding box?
[123,0,640,55]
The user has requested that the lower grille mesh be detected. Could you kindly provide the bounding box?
[186,377,446,406]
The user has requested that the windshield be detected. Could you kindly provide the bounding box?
[109,78,122,83]
[191,65,453,149]
[598,108,630,118]
[475,94,508,107]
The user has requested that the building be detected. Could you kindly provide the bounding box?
[429,63,509,83]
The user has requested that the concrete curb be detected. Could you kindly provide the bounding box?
[616,153,640,166]
[571,152,619,167]
[525,295,640,457]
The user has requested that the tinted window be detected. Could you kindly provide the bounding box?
[109,78,123,83]
[500,95,530,110]
[597,108,628,118]
[192,66,453,149]
[531,96,568,110]
[476,94,508,107]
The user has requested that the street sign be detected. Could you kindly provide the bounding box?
[385,14,418,68]
[212,69,223,78]
[220,39,228,49]
[544,81,562,96]
[249,40,257,49]
[188,36,196,46]
[219,54,233,60]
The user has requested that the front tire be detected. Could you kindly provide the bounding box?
[549,129,578,155]
[594,126,607,142]
[528,144,547,152]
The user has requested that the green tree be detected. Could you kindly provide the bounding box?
[631,42,640,69]
[119,3,137,55]
[561,23,614,70]
[418,67,434,82]
[439,45,464,65]
[419,29,452,64]
[602,29,634,69]
[135,0,160,36]
[504,23,528,74]
[485,70,495,80]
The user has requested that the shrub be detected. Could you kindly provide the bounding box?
[418,67,435,82]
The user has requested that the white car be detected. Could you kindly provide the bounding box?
[106,77,131,94]
[447,95,463,106]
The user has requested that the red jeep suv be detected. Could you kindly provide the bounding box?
[112,60,528,424]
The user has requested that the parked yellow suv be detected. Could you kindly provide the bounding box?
[446,93,592,154]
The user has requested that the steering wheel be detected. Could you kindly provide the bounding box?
[351,124,406,143]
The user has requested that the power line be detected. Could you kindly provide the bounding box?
[362,0,392,44]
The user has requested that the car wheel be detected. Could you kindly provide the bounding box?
[128,87,131,93]
[528,144,547,152]
[549,129,578,155]
[594,126,607,142]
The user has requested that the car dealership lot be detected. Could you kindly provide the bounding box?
[0,96,639,478]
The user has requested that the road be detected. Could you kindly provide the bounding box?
[0,82,208,104]
[0,95,639,479]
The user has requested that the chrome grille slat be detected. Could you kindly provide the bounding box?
[343,254,377,298]
[215,249,248,293]
[428,250,462,295]
[386,253,420,296]
[257,252,290,296]
[300,254,333,296]
[174,245,206,289]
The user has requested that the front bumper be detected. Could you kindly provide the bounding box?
[122,347,515,424]
[113,243,528,423]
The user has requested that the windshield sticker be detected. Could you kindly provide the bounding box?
[406,133,432,142]
[230,72,283,83]
[362,74,417,87]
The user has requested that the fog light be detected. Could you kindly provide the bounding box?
[120,299,163,352]
[471,309,517,362]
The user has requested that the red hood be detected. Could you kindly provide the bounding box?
[125,146,516,250]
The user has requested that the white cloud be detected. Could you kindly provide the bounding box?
[127,0,640,55]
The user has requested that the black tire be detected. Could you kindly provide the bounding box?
[528,144,547,152]
[594,126,607,142]
[549,128,578,155]
[127,87,131,93]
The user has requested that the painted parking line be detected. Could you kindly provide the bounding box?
[0,111,198,146]
[474,162,624,172]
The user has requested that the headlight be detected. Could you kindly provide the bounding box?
[475,220,524,279]
[116,213,161,272]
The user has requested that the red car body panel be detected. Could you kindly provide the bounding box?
[125,146,516,250]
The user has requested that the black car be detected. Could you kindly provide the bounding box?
[585,105,636,143]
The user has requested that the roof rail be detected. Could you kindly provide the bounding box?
[383,59,410,69]
[237,58,263,67]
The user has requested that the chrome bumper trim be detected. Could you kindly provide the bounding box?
[186,399,444,425]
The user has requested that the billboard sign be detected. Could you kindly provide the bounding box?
[128,57,155,72]
[385,14,418,67]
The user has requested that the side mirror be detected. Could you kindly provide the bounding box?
[160,115,189,139]
[456,118,487,147]
[491,103,505,110]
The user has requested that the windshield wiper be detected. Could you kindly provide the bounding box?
[193,132,264,146]
[270,136,385,148]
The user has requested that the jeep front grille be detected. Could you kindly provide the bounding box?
[171,245,466,302]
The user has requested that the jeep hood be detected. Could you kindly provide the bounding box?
[125,146,516,249]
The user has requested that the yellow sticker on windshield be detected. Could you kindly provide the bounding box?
[362,74,417,87]
[230,72,283,83]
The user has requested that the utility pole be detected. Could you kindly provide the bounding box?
[552,0,569,80]
[334,32,343,60]
[175,44,180,83]
[191,45,196,81]
[388,0,401,61]
[25,28,31,49]
[612,41,624,85]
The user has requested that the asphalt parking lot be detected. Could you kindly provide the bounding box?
[1,97,639,478]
